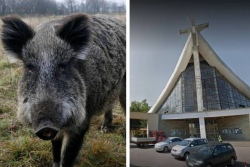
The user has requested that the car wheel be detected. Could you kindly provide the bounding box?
[184,152,190,159]
[163,146,169,153]
[205,164,212,167]
[230,157,235,166]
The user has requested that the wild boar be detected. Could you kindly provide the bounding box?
[1,14,126,167]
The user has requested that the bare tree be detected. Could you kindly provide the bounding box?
[65,0,76,13]
[0,0,125,16]
[0,0,6,15]
[99,0,109,13]
[85,0,101,14]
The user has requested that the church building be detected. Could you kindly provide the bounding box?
[131,20,250,141]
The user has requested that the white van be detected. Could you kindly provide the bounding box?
[171,138,208,159]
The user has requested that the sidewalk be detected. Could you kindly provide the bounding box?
[225,141,250,147]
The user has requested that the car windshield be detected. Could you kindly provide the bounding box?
[197,145,214,155]
[179,140,191,146]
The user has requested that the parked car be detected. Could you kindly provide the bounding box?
[171,138,208,159]
[186,142,237,167]
[154,137,183,152]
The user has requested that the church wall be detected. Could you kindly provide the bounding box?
[158,119,189,139]
[217,114,250,141]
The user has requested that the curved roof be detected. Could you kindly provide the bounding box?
[148,32,250,113]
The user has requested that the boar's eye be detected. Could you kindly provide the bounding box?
[26,64,35,73]
[58,63,67,71]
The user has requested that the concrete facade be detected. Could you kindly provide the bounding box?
[156,114,250,141]
[130,112,159,137]
[159,108,250,140]
[158,119,189,139]
[217,115,250,141]
[130,110,250,141]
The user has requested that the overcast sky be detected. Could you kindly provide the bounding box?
[130,0,250,106]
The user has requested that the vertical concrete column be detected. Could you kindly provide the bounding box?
[180,19,208,112]
[147,114,159,137]
[191,23,203,112]
[193,45,204,112]
[199,117,206,138]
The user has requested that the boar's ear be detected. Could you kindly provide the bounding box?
[1,16,34,61]
[57,14,91,55]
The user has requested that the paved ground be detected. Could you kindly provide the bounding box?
[130,143,250,167]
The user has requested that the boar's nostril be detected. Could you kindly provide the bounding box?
[23,98,28,103]
[35,119,59,140]
[35,127,58,140]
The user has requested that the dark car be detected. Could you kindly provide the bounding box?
[186,142,237,167]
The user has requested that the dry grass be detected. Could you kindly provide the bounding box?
[0,15,126,167]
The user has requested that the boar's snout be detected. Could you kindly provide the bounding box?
[35,119,59,140]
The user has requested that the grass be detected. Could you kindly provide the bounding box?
[0,15,126,167]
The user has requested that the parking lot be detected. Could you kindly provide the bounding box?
[130,143,250,167]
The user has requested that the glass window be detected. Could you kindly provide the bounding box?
[214,146,222,155]
[157,59,250,113]
[176,138,182,142]
[158,76,183,113]
[197,139,204,145]
[227,144,233,151]
[174,138,181,142]
[191,140,198,146]
[203,139,208,144]
[234,128,242,134]
[179,140,191,146]
[198,145,213,155]
[221,145,228,153]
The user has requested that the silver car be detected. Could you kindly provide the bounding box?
[171,138,208,159]
[155,137,183,152]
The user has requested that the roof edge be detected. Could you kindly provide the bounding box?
[148,34,193,113]
[198,32,250,99]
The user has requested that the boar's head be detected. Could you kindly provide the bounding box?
[1,15,91,140]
